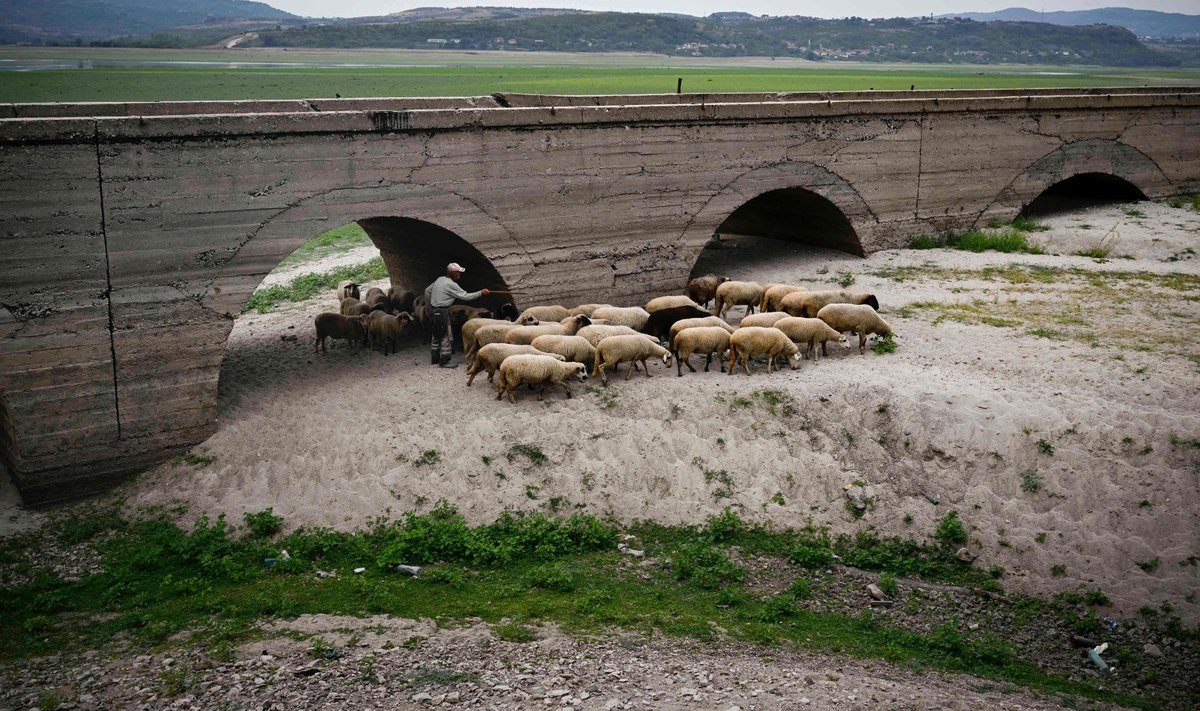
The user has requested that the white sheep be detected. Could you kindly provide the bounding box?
[559,314,593,335]
[780,290,880,318]
[672,326,731,376]
[336,280,360,302]
[645,295,702,313]
[519,305,571,322]
[495,354,588,403]
[593,334,673,384]
[576,324,649,347]
[568,303,610,317]
[738,311,790,328]
[713,281,763,319]
[531,334,596,366]
[728,327,802,375]
[759,284,807,312]
[773,316,848,361]
[687,274,729,308]
[462,315,539,361]
[467,343,565,386]
[504,323,568,345]
[590,306,651,331]
[816,304,894,355]
[668,317,736,344]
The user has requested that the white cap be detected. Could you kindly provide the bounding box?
[447,262,466,273]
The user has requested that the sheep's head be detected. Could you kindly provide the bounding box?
[660,352,673,366]
[518,314,540,326]
[570,363,588,381]
[499,302,519,320]
[787,352,804,369]
[397,311,414,322]
[863,294,880,311]
[837,334,851,349]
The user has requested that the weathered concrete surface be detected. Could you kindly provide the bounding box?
[1,88,1198,503]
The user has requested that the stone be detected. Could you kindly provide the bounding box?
[1144,643,1164,657]
[866,583,888,600]
[411,692,432,703]
[955,548,977,563]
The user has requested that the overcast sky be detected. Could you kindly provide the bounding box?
[263,0,1200,20]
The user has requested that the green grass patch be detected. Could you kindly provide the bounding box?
[277,223,372,268]
[947,230,1044,254]
[243,257,388,314]
[1010,217,1051,233]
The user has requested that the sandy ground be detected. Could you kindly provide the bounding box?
[87,198,1196,625]
[4,201,1198,633]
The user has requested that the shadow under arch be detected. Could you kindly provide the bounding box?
[678,163,875,273]
[1020,172,1147,218]
[987,139,1166,221]
[204,182,534,319]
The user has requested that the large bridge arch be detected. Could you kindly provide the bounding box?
[678,162,876,272]
[985,139,1169,221]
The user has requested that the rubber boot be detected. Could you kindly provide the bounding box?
[430,345,441,365]
[439,353,459,369]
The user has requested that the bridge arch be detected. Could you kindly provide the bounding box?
[204,182,535,319]
[988,139,1165,220]
[679,162,874,272]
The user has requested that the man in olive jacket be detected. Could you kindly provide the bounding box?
[424,262,490,368]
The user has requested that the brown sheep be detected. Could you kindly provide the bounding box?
[687,274,729,309]
[388,286,416,314]
[340,297,372,317]
[314,313,368,353]
[363,287,391,314]
[368,312,414,356]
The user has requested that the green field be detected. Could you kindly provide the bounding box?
[1,47,1197,102]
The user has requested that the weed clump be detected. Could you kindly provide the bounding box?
[672,543,745,590]
[934,511,968,546]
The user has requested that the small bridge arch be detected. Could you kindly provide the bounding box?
[679,162,875,274]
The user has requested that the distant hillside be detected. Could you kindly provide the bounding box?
[941,7,1200,38]
[0,0,295,43]
[243,13,1177,67]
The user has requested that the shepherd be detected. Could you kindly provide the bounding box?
[424,262,491,368]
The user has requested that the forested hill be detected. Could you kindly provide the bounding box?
[243,14,1175,67]
[942,7,1200,38]
[0,0,295,44]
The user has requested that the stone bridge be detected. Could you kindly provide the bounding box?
[2,87,1199,504]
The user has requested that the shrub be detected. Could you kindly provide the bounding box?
[789,535,834,569]
[872,334,897,354]
[243,508,284,539]
[934,511,967,546]
[1020,469,1042,494]
[493,624,536,643]
[704,507,744,543]
[878,572,898,596]
[525,564,576,592]
[672,543,745,590]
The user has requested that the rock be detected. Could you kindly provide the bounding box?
[826,672,841,682]
[866,583,888,600]
[290,666,319,677]
[955,548,976,563]
[411,692,432,703]
[968,623,979,631]
[1144,643,1164,657]
[605,700,622,710]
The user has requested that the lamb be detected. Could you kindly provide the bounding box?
[495,354,588,404]
[340,297,372,317]
[368,312,414,356]
[336,280,360,302]
[672,326,731,376]
[668,317,736,344]
[687,274,729,308]
[559,314,593,335]
[519,305,572,322]
[738,311,790,328]
[363,287,392,313]
[462,314,539,361]
[728,326,802,375]
[713,281,763,319]
[641,304,713,343]
[780,290,880,318]
[759,284,807,312]
[772,316,848,361]
[593,334,673,384]
[644,295,702,313]
[313,312,368,353]
[504,323,568,345]
[387,286,416,315]
[816,304,894,354]
[530,334,596,366]
[467,343,565,386]
[590,306,651,330]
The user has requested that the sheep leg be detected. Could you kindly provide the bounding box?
[599,363,609,386]
[858,329,868,355]
[702,353,711,372]
[537,386,546,401]
[561,383,573,399]
[507,386,518,404]
[642,358,652,378]
[466,362,480,386]
[744,355,754,376]
[314,335,323,353]
[625,359,635,381]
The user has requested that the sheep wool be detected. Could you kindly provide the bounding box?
[668,317,736,343]
[531,334,597,365]
[496,354,588,403]
[645,295,702,313]
[672,326,732,376]
[686,274,729,308]
[576,324,648,347]
[759,284,807,312]
[713,281,764,319]
[728,326,802,375]
[467,343,565,386]
[504,323,568,345]
[780,290,880,318]
[593,334,672,384]
[518,305,572,322]
[590,306,651,331]
[738,311,790,328]
[816,304,894,354]
[772,316,848,361]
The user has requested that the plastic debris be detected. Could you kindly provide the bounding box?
[353,567,366,574]
[1104,617,1118,630]
[316,570,337,579]
[396,564,421,577]
[1071,635,1097,648]
[922,491,940,505]
[1088,643,1112,673]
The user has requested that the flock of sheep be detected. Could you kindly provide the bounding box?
[312,274,894,404]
